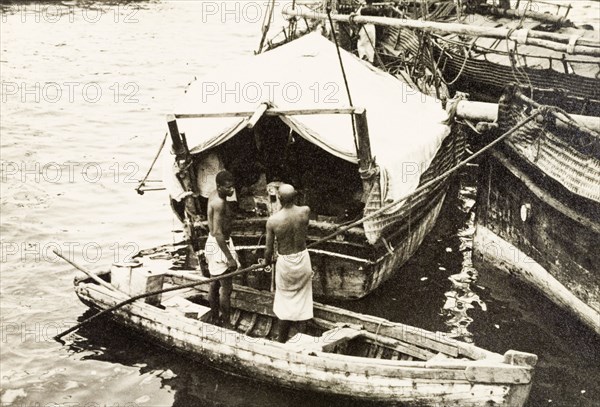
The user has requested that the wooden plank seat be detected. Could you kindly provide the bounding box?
[285,327,363,353]
[162,296,212,321]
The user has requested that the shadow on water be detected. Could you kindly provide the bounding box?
[57,166,599,406]
[328,166,600,406]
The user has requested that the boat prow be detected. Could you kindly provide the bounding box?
[73,264,537,406]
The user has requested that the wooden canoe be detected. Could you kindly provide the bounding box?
[74,268,537,406]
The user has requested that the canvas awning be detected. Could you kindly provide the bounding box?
[170,32,450,206]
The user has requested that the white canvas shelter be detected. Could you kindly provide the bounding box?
[169,32,450,207]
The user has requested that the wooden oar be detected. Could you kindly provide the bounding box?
[54,250,128,296]
[54,252,264,340]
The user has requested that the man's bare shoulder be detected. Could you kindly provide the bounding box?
[207,191,225,209]
[299,205,310,217]
[267,211,283,227]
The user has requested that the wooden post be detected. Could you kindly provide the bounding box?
[166,114,203,267]
[354,110,377,202]
[167,116,185,160]
[247,103,269,129]
[166,115,200,217]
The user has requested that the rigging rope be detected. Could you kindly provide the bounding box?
[54,110,540,341]
[135,132,168,195]
[326,6,360,153]
[304,110,540,249]
[256,0,276,54]
[434,38,476,86]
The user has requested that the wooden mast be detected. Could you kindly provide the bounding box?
[354,109,377,202]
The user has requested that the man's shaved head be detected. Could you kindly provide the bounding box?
[278,184,297,206]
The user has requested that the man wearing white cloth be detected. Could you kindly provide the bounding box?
[263,184,313,343]
[206,170,239,327]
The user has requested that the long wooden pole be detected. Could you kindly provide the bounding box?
[175,106,362,120]
[482,4,572,26]
[54,250,128,295]
[55,260,265,340]
[281,9,600,56]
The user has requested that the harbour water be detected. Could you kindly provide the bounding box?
[1,1,599,406]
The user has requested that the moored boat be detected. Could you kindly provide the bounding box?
[73,262,538,406]
[284,1,600,113]
[430,0,600,111]
[467,86,600,335]
[158,32,466,300]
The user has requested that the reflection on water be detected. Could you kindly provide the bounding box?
[441,183,487,343]
[66,311,383,407]
[2,1,600,406]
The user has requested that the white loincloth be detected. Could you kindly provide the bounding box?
[204,234,239,276]
[273,249,313,321]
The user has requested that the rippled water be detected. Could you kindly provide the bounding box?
[1,1,599,406]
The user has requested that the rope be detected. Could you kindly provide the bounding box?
[256,0,276,54]
[520,92,599,138]
[135,132,167,195]
[55,260,265,340]
[514,0,531,30]
[57,110,539,341]
[289,0,298,40]
[505,27,533,98]
[326,6,359,154]
[305,110,539,249]
[435,33,599,64]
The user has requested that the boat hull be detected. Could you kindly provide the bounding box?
[473,149,600,335]
[218,187,446,300]
[195,127,466,300]
[438,48,600,114]
[75,279,535,406]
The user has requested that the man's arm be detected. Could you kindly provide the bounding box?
[211,201,237,270]
[303,206,311,225]
[263,218,275,265]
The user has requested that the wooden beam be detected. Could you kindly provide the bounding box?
[165,115,202,224]
[354,110,377,202]
[451,100,600,134]
[246,103,269,129]
[282,9,600,57]
[175,106,363,119]
[483,4,572,27]
[354,110,373,167]
[166,114,184,157]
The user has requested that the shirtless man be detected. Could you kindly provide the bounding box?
[263,184,313,342]
[205,170,238,326]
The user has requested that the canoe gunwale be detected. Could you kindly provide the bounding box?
[74,280,536,387]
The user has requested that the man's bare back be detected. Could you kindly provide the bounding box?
[264,184,310,262]
[263,184,313,342]
[268,205,310,255]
